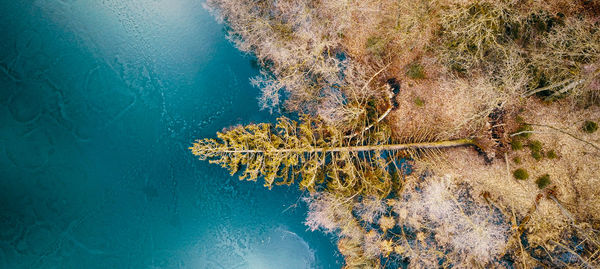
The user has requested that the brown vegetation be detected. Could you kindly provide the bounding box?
[197,0,600,267]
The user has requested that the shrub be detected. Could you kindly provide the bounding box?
[528,17,600,101]
[437,2,517,71]
[205,0,387,131]
[304,192,353,233]
[531,150,543,161]
[354,196,387,223]
[536,174,551,189]
[582,120,598,133]
[546,150,557,159]
[395,176,510,265]
[511,139,523,150]
[513,168,529,180]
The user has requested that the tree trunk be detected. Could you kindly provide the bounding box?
[218,138,475,154]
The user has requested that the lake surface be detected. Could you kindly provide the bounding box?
[0,1,341,268]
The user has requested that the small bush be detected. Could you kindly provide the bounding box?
[511,139,523,150]
[513,168,529,180]
[450,63,467,74]
[546,150,557,159]
[513,156,521,164]
[529,17,600,101]
[582,120,598,133]
[407,63,425,79]
[438,2,516,71]
[536,174,551,189]
[523,11,564,38]
[531,151,543,161]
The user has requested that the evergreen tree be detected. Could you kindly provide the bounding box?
[191,116,473,197]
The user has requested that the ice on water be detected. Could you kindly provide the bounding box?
[0,1,339,268]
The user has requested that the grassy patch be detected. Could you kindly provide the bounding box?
[546,150,557,159]
[536,174,551,189]
[271,22,295,41]
[366,37,387,58]
[513,168,529,180]
[406,63,425,79]
[365,98,378,123]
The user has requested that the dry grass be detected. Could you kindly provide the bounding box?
[518,0,600,17]
[387,76,506,142]
[413,98,600,266]
[517,100,600,222]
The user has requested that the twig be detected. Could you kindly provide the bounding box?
[512,204,528,269]
[524,122,600,151]
[345,105,393,139]
[509,130,547,137]
[504,152,510,179]
[549,240,595,269]
[345,63,394,139]
[522,78,584,98]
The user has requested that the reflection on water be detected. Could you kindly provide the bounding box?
[0,0,340,268]
[244,227,316,268]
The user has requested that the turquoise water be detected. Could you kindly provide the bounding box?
[0,1,340,268]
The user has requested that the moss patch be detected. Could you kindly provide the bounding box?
[528,140,543,161]
[513,156,521,164]
[582,120,598,134]
[511,139,523,150]
[528,140,543,152]
[536,174,551,189]
[414,96,425,107]
[513,168,529,180]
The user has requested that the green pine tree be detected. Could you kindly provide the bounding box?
[191,116,474,197]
